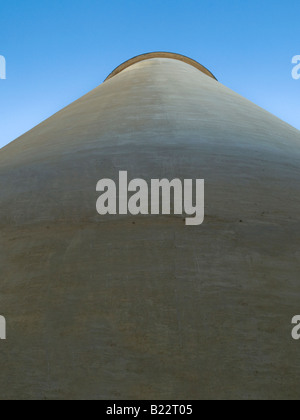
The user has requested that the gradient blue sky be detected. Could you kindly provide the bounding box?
[0,0,299,148]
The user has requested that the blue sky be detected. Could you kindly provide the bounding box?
[0,0,299,148]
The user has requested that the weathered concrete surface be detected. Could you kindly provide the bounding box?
[0,55,300,400]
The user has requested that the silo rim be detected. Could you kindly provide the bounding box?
[104,52,218,82]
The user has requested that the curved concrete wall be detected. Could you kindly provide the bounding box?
[0,57,300,399]
[105,52,217,81]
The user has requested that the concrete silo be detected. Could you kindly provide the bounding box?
[1,52,300,399]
